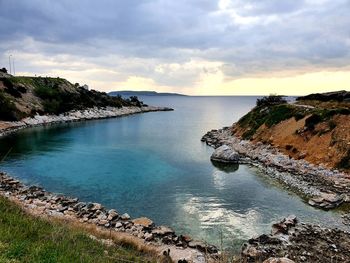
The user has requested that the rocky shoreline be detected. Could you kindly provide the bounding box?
[0,172,218,263]
[241,215,350,262]
[202,127,350,211]
[0,105,222,262]
[0,106,173,137]
[202,127,350,262]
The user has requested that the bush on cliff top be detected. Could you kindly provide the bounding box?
[256,95,287,107]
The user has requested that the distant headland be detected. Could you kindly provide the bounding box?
[109,90,187,97]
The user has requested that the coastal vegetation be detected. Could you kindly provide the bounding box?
[0,90,21,121]
[235,92,350,171]
[0,72,144,121]
[0,196,156,263]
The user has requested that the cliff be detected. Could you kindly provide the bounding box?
[232,92,350,171]
[0,72,142,121]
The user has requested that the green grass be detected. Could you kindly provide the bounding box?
[0,197,156,263]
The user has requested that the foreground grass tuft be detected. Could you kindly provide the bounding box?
[0,197,155,263]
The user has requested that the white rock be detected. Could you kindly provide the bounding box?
[210,145,240,163]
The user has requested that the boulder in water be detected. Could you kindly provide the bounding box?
[210,145,239,163]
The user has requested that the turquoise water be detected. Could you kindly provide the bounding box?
[0,96,347,250]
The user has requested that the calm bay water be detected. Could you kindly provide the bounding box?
[0,96,347,250]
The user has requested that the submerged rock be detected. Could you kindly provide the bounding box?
[210,145,240,163]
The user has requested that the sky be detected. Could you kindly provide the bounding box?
[0,0,349,95]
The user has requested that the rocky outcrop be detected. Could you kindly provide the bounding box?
[0,106,173,137]
[0,172,218,263]
[308,192,346,209]
[202,127,350,209]
[242,216,350,263]
[210,144,240,163]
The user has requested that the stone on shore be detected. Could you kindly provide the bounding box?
[120,213,131,220]
[263,258,295,263]
[87,202,103,211]
[152,226,174,236]
[132,217,154,228]
[107,209,119,220]
[308,192,345,209]
[210,145,240,163]
[242,215,350,262]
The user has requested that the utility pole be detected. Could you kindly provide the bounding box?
[12,57,15,75]
[8,55,12,74]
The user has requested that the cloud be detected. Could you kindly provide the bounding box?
[0,0,349,94]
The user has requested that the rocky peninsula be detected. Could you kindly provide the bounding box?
[202,128,350,210]
[0,105,172,137]
[201,93,350,262]
[202,93,350,211]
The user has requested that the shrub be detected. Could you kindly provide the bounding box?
[337,149,350,170]
[129,96,143,107]
[0,92,18,121]
[265,104,293,127]
[305,114,322,130]
[0,78,22,98]
[256,95,287,107]
[328,120,337,130]
[0,67,7,73]
[294,112,306,121]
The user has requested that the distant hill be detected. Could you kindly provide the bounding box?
[109,90,187,97]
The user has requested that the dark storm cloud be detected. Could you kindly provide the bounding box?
[0,0,349,86]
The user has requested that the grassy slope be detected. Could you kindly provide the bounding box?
[0,197,155,263]
[0,75,143,121]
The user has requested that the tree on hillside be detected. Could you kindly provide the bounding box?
[256,94,287,107]
[129,96,143,107]
[0,68,8,73]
